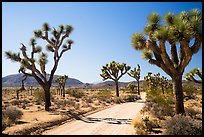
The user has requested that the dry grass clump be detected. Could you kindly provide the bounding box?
[132,114,161,135]
[2,106,23,130]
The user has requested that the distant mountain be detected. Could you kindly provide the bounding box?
[2,73,83,87]
[91,80,145,89]
[2,74,201,89]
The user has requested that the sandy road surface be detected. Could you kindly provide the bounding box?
[43,92,146,135]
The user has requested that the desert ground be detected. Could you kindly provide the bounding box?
[43,92,146,135]
[2,87,141,135]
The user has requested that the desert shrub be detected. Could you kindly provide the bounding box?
[10,99,20,105]
[96,90,112,97]
[132,115,160,135]
[113,97,125,104]
[163,114,202,135]
[185,107,201,119]
[124,94,141,102]
[183,85,198,99]
[74,103,80,110]
[132,118,147,135]
[19,99,31,105]
[2,112,12,131]
[95,90,113,102]
[3,106,23,123]
[55,99,76,108]
[145,88,175,119]
[34,89,45,103]
[21,103,26,109]
[68,90,85,98]
[142,116,159,132]
[85,96,93,104]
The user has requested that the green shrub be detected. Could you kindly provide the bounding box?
[124,94,141,102]
[34,89,45,102]
[67,90,85,98]
[183,85,198,99]
[145,88,175,119]
[96,90,112,97]
[95,90,112,102]
[163,114,202,135]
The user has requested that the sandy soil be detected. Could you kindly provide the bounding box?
[43,92,146,135]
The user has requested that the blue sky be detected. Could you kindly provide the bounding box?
[2,2,202,83]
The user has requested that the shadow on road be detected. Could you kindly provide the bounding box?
[66,111,133,125]
[84,117,132,125]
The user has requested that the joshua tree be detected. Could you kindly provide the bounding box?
[144,72,171,94]
[131,9,202,114]
[159,75,169,94]
[144,72,158,90]
[185,68,202,84]
[29,85,33,95]
[127,82,137,94]
[128,64,141,95]
[5,23,74,111]
[100,61,131,97]
[55,75,68,97]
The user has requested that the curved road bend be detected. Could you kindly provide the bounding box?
[43,92,146,135]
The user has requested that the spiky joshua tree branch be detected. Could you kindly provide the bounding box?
[5,23,74,111]
[185,68,202,84]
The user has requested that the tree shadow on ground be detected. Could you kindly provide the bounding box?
[66,111,133,125]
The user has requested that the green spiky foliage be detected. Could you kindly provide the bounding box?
[144,72,158,90]
[131,9,202,114]
[100,61,131,97]
[144,72,172,94]
[127,82,137,94]
[55,75,68,97]
[5,23,74,111]
[128,64,141,95]
[185,68,202,84]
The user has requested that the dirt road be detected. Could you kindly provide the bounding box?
[43,92,146,135]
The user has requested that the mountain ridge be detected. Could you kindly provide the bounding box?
[2,73,83,87]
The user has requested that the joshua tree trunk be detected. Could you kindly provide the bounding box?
[62,85,65,97]
[137,80,140,95]
[115,80,119,97]
[173,75,185,114]
[44,86,51,111]
[16,90,19,100]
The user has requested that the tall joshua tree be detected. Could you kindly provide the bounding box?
[5,23,74,111]
[55,75,68,97]
[100,61,131,97]
[131,9,202,114]
[185,68,202,84]
[128,64,141,95]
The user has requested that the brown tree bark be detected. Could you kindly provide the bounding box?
[62,84,65,97]
[115,80,119,97]
[173,75,185,114]
[137,80,140,95]
[44,86,51,111]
